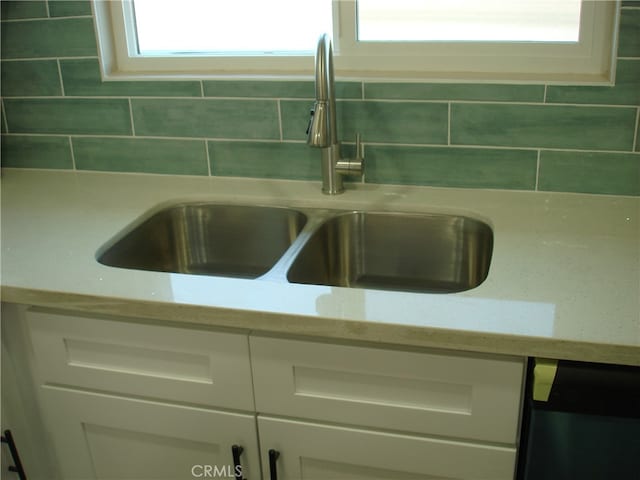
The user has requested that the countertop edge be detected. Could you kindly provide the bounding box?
[4,286,638,366]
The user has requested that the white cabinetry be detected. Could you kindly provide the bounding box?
[258,417,516,480]
[1,304,58,479]
[251,336,523,480]
[250,336,522,443]
[25,308,259,480]
[16,306,524,480]
[39,387,259,480]
[27,309,254,410]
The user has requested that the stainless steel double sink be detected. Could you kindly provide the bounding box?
[97,203,493,294]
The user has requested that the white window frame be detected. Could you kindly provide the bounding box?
[92,0,620,84]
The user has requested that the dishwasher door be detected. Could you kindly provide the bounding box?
[517,359,640,480]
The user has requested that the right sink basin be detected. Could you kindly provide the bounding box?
[287,211,493,294]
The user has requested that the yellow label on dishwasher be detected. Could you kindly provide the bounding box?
[533,358,558,402]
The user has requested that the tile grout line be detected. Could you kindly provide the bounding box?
[1,99,9,133]
[535,150,541,191]
[0,132,288,143]
[360,142,640,153]
[360,141,367,184]
[1,56,100,62]
[204,139,212,176]
[277,99,284,141]
[68,137,77,170]
[5,131,640,155]
[3,130,639,155]
[634,107,640,152]
[446,100,638,109]
[1,94,318,102]
[345,99,639,108]
[128,99,136,136]
[4,94,639,109]
[56,60,65,96]
[0,15,94,23]
[447,102,451,146]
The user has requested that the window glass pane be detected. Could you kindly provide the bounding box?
[132,0,332,55]
[357,0,582,42]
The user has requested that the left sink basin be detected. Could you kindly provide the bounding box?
[98,203,307,278]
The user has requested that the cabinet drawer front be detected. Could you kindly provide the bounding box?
[40,387,260,480]
[259,416,516,480]
[251,337,523,443]
[27,309,254,410]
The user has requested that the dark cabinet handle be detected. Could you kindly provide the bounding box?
[231,444,244,480]
[1,430,27,480]
[268,449,280,480]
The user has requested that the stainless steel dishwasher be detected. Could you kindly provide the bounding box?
[517,359,640,479]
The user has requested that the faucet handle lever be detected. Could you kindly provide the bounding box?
[336,133,364,176]
[305,109,315,135]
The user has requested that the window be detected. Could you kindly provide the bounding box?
[356,0,582,42]
[132,0,331,56]
[93,0,619,83]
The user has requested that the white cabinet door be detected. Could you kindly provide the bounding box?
[251,336,523,444]
[258,417,516,480]
[27,309,254,411]
[1,303,59,478]
[40,387,260,480]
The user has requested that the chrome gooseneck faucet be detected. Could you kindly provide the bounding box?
[306,33,363,195]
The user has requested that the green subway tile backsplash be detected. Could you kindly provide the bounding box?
[1,1,638,196]
[340,101,449,145]
[334,82,363,99]
[48,0,93,18]
[365,146,538,190]
[60,59,202,97]
[1,60,62,97]
[4,98,132,135]
[209,141,320,180]
[1,135,73,169]
[1,17,97,58]
[364,83,545,102]
[546,59,640,105]
[131,98,280,139]
[618,8,640,58]
[280,100,320,141]
[0,1,47,20]
[203,80,361,99]
[451,103,637,151]
[539,151,640,196]
[73,137,209,175]
[281,100,449,144]
[204,80,313,98]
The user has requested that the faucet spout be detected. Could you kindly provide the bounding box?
[314,34,331,102]
[306,33,363,195]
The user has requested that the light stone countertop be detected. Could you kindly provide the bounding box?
[1,169,639,365]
